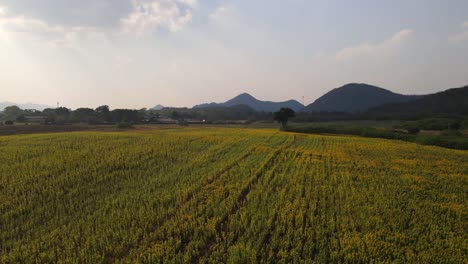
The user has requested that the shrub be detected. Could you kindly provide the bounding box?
[4,120,14,125]
[285,124,466,150]
[115,122,134,129]
[406,126,420,134]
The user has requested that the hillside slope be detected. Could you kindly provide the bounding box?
[366,85,468,118]
[303,83,421,113]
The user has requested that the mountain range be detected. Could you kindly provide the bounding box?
[193,93,304,112]
[3,83,468,118]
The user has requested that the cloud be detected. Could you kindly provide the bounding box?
[0,12,63,36]
[335,29,414,60]
[178,0,198,8]
[0,6,7,16]
[121,0,196,34]
[210,6,230,21]
[449,21,468,44]
[0,5,108,49]
[0,0,132,28]
[209,4,240,31]
[114,55,134,70]
[210,5,237,22]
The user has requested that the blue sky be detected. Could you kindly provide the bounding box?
[1,0,467,109]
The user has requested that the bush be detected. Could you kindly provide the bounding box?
[115,122,134,129]
[416,135,468,150]
[285,124,466,150]
[407,126,420,134]
[4,120,14,125]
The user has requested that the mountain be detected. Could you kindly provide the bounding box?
[194,93,304,112]
[366,85,468,118]
[151,104,164,110]
[0,102,52,111]
[303,83,423,113]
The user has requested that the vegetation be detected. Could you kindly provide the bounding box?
[115,122,134,129]
[273,108,295,128]
[366,85,468,119]
[0,128,466,263]
[158,105,272,123]
[284,124,468,150]
[303,83,421,113]
[0,104,272,125]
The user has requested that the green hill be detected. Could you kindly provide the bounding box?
[366,85,468,119]
[303,83,422,113]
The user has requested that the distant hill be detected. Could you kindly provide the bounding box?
[151,104,164,110]
[366,85,468,118]
[0,102,52,111]
[194,93,304,112]
[303,83,422,113]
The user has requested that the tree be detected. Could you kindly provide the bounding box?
[273,108,295,129]
[95,105,110,114]
[171,111,180,120]
[16,115,27,123]
[111,109,139,123]
[2,106,23,121]
[54,107,71,124]
[138,108,148,122]
[72,108,96,123]
[95,105,111,123]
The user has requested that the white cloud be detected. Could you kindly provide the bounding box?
[0,5,108,50]
[114,55,134,70]
[0,14,64,36]
[121,0,195,34]
[210,5,237,22]
[209,4,240,31]
[178,0,198,8]
[0,6,7,16]
[210,6,229,21]
[449,21,468,44]
[335,29,413,60]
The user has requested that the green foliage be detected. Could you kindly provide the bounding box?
[71,108,96,123]
[365,86,468,119]
[285,124,468,150]
[398,118,464,132]
[405,125,421,134]
[273,108,296,128]
[157,105,271,122]
[115,122,134,129]
[0,129,466,262]
[2,105,23,121]
[415,134,468,149]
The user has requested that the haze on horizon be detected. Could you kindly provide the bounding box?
[1,0,468,109]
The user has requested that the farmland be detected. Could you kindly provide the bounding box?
[0,128,467,263]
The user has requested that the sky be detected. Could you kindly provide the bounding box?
[0,0,468,109]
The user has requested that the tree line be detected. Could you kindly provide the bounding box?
[0,105,289,125]
[0,105,155,125]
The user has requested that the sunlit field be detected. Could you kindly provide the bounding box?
[1,128,467,263]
